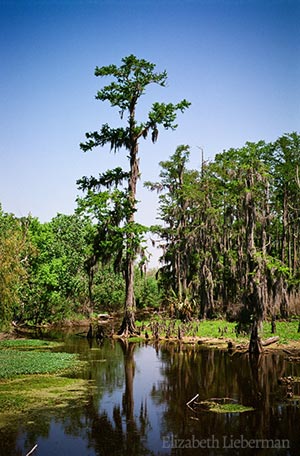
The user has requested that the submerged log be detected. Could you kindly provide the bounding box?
[186,394,252,413]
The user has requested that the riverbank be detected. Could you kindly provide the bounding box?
[133,316,300,354]
[1,316,300,354]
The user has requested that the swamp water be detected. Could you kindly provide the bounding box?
[1,334,300,455]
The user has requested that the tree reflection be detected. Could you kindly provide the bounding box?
[84,339,154,455]
[151,342,300,454]
[0,338,152,456]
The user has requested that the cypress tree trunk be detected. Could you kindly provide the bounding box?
[249,319,263,355]
[118,254,137,336]
[244,170,265,349]
[118,140,139,336]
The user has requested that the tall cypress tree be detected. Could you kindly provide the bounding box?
[79,55,190,335]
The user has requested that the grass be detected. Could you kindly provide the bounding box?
[136,318,243,341]
[262,319,300,344]
[128,336,145,343]
[135,316,300,347]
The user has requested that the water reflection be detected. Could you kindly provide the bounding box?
[1,338,300,455]
[85,340,153,455]
[156,344,300,455]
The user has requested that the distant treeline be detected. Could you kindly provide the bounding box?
[1,132,299,328]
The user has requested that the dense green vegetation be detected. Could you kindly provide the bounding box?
[0,339,61,349]
[1,132,300,331]
[0,350,76,378]
[0,206,159,328]
[146,133,300,330]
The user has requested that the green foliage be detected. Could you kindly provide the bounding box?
[81,55,190,154]
[136,317,243,341]
[0,206,30,327]
[136,316,300,346]
[196,400,254,414]
[92,266,125,311]
[148,133,300,319]
[2,130,300,326]
[0,200,159,326]
[134,268,161,309]
[20,213,91,323]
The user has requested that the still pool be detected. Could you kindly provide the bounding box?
[1,336,300,455]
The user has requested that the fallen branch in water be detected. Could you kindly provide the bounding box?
[25,444,38,456]
[261,336,280,347]
[186,393,199,411]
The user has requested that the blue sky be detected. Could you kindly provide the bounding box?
[1,0,299,240]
